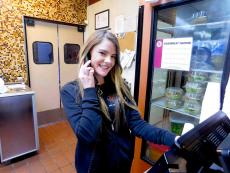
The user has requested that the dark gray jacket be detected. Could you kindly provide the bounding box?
[61,81,176,173]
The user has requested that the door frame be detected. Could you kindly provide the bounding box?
[23,17,85,126]
[23,16,85,87]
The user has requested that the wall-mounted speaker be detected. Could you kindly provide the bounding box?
[77,25,85,32]
[26,19,35,26]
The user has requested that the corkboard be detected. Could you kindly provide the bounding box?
[118,32,136,52]
[0,0,87,82]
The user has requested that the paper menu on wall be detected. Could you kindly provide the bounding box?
[115,15,125,33]
[114,15,137,34]
[154,37,193,71]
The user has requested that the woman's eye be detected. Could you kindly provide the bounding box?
[99,52,105,56]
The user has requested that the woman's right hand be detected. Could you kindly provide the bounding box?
[78,60,95,88]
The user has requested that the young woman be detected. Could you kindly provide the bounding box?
[61,30,176,173]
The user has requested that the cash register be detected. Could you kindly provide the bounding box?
[147,111,230,173]
[217,133,230,173]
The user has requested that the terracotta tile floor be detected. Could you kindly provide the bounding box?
[0,121,77,173]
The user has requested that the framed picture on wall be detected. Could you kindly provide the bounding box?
[95,9,109,30]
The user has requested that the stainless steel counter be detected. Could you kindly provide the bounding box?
[0,84,34,97]
[0,84,39,163]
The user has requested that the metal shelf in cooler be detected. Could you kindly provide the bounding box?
[151,97,200,119]
[157,20,230,34]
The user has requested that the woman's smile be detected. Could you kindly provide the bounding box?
[90,38,116,83]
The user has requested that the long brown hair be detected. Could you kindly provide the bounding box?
[80,30,138,131]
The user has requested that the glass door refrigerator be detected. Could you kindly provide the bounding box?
[141,0,230,165]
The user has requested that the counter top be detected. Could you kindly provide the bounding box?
[0,84,35,98]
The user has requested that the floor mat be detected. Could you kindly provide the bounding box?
[37,108,67,127]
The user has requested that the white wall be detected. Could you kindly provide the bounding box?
[85,0,139,95]
[85,0,139,40]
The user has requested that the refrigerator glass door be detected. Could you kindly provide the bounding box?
[142,0,230,164]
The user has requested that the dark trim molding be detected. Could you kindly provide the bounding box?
[22,16,31,87]
[23,16,86,29]
[134,5,144,104]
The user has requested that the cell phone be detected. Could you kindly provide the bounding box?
[84,54,91,64]
[84,54,98,84]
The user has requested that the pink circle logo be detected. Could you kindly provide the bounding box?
[156,40,162,47]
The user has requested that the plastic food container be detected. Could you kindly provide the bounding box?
[191,11,208,24]
[171,121,184,135]
[184,92,204,101]
[209,73,222,82]
[165,87,184,100]
[190,61,215,70]
[185,82,205,94]
[166,99,183,109]
[189,71,208,83]
[211,41,225,70]
[184,100,201,116]
[211,54,225,70]
[196,47,211,62]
